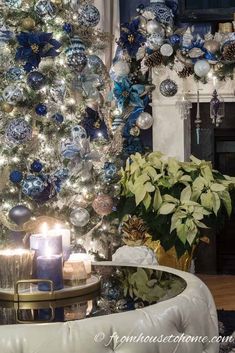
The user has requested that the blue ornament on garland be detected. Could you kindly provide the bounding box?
[54,168,69,182]
[10,170,23,183]
[5,118,32,145]
[22,175,45,198]
[34,0,56,19]
[9,205,32,225]
[83,107,109,141]
[51,113,64,124]
[169,34,181,46]
[77,4,100,27]
[6,67,24,81]
[35,103,47,116]
[27,71,46,90]
[63,23,72,33]
[30,160,43,173]
[5,0,22,9]
[104,162,117,180]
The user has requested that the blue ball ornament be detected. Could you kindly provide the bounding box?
[5,0,22,9]
[22,175,45,198]
[10,170,23,183]
[27,71,46,90]
[9,205,32,225]
[104,162,117,180]
[54,168,69,182]
[63,23,72,33]
[51,113,64,124]
[30,160,43,173]
[35,103,47,116]
[169,34,181,45]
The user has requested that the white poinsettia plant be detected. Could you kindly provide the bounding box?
[118,152,234,256]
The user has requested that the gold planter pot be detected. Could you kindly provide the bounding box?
[151,241,194,272]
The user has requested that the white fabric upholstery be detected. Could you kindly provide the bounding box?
[0,262,219,353]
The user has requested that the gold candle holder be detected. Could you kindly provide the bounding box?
[0,249,34,290]
[219,22,233,33]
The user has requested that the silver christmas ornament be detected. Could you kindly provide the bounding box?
[9,205,32,225]
[146,33,164,49]
[66,44,87,72]
[87,55,105,74]
[4,0,22,8]
[112,60,130,78]
[194,59,210,77]
[142,2,174,26]
[70,208,90,227]
[77,4,100,27]
[160,79,178,97]
[2,85,24,105]
[71,125,87,141]
[5,118,32,145]
[34,0,57,19]
[160,43,173,57]
[22,175,45,198]
[146,20,163,35]
[6,67,24,81]
[204,39,220,54]
[136,112,154,130]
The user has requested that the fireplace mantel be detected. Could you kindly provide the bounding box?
[152,67,235,161]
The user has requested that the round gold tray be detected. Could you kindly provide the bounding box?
[0,275,101,302]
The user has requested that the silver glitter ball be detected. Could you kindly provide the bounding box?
[5,118,32,145]
[160,79,178,97]
[77,4,100,27]
[34,0,56,19]
[70,207,90,227]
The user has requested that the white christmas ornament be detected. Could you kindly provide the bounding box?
[136,112,154,130]
[112,61,130,77]
[194,59,210,77]
[146,20,163,35]
[160,43,173,57]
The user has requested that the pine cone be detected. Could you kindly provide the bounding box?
[122,216,149,246]
[223,43,235,61]
[145,50,163,68]
[178,66,194,78]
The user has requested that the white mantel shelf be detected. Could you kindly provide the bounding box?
[152,67,235,161]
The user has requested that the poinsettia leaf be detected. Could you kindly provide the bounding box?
[220,190,232,217]
[210,183,226,192]
[212,191,221,215]
[158,203,176,215]
[153,187,162,211]
[143,193,152,210]
[180,185,192,203]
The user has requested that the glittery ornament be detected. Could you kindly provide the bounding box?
[146,33,164,49]
[9,205,32,225]
[35,103,47,116]
[30,160,43,173]
[112,117,124,133]
[61,139,80,159]
[87,55,105,74]
[142,2,173,26]
[22,175,45,198]
[2,85,24,105]
[70,208,90,227]
[51,113,64,124]
[1,102,14,113]
[6,67,24,81]
[21,17,36,31]
[10,170,23,183]
[71,125,87,141]
[104,162,117,180]
[5,118,32,145]
[136,112,154,130]
[77,4,100,27]
[160,43,173,57]
[66,48,87,72]
[27,71,46,90]
[160,79,178,97]
[5,0,22,9]
[34,0,57,19]
[0,25,13,45]
[63,23,72,33]
[92,194,113,216]
[146,20,164,35]
[194,59,210,77]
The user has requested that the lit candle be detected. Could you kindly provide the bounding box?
[48,224,71,260]
[68,253,92,277]
[37,254,63,291]
[30,223,63,257]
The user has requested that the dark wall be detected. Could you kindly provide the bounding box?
[119,0,150,23]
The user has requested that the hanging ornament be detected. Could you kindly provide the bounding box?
[22,175,45,198]
[5,118,32,145]
[61,139,80,159]
[21,17,36,31]
[112,61,130,79]
[112,117,124,133]
[160,43,173,57]
[176,95,192,120]
[169,34,181,45]
[142,2,174,27]
[1,102,14,113]
[30,160,43,173]
[182,27,193,49]
[92,194,113,216]
[70,208,90,227]
[87,55,105,75]
[146,33,164,49]
[6,67,24,81]
[194,59,210,77]
[71,125,87,141]
[27,71,46,90]
[9,205,32,225]
[104,162,117,180]
[136,112,154,130]
[35,103,47,116]
[2,85,24,105]
[9,170,23,184]
[77,4,100,27]
[66,47,87,72]
[160,79,178,97]
[51,80,66,103]
[0,25,13,45]
[34,0,57,19]
[210,90,225,127]
[188,47,205,59]
[146,20,164,35]
[204,39,220,54]
[4,0,22,8]
[51,113,64,124]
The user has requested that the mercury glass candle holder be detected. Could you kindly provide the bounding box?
[0,249,34,290]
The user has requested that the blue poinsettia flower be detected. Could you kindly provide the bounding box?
[113,78,145,110]
[118,18,146,57]
[15,32,61,72]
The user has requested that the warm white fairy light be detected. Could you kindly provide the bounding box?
[0,156,6,166]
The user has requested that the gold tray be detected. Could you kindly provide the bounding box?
[0,275,101,302]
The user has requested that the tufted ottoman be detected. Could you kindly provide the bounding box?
[0,262,219,353]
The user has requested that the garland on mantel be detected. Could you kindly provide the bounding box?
[110,0,235,93]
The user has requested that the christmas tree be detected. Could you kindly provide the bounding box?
[0,0,122,259]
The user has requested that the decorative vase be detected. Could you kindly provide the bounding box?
[154,243,194,272]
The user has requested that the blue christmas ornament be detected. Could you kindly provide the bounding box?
[51,113,64,124]
[54,168,69,182]
[104,162,117,180]
[35,103,47,116]
[77,4,100,27]
[142,2,174,26]
[5,0,22,9]
[63,23,72,33]
[34,0,56,19]
[0,26,13,45]
[10,170,23,183]
[61,139,80,159]
[5,118,32,145]
[169,34,181,45]
[9,205,32,225]
[31,160,43,173]
[27,71,46,90]
[6,67,24,81]
[22,175,45,198]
